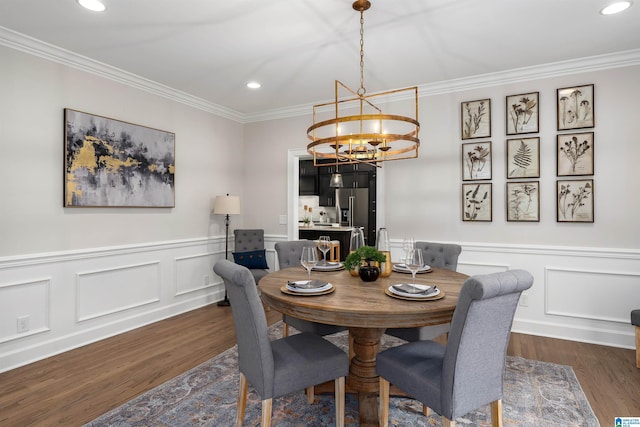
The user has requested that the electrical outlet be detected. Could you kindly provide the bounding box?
[519,293,529,307]
[203,275,210,286]
[279,215,288,225]
[17,315,30,333]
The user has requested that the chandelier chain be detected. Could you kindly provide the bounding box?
[358,10,366,97]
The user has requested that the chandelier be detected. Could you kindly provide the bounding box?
[306,0,420,167]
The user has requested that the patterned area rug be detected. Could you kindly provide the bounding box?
[85,323,599,427]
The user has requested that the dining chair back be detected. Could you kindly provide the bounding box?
[377,269,533,427]
[275,239,315,268]
[386,241,462,342]
[233,229,269,284]
[274,240,347,337]
[415,241,462,271]
[213,260,348,427]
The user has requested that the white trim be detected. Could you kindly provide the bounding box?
[458,241,640,259]
[0,278,51,344]
[2,26,639,124]
[0,236,225,269]
[76,261,162,322]
[512,318,636,350]
[544,267,640,324]
[0,294,221,373]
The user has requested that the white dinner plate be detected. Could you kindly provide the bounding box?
[286,280,333,293]
[392,263,431,274]
[388,284,440,299]
[312,262,344,271]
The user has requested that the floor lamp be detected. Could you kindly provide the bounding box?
[214,193,240,307]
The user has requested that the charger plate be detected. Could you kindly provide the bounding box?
[281,285,335,296]
[384,287,445,301]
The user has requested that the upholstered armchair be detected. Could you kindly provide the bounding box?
[233,229,270,284]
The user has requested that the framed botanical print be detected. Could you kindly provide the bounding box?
[557,84,595,130]
[506,92,539,135]
[462,183,492,222]
[507,137,540,179]
[557,179,594,222]
[506,181,540,222]
[557,132,594,176]
[462,141,492,181]
[461,98,491,139]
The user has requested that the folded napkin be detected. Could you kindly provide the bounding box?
[287,279,329,290]
[392,284,438,296]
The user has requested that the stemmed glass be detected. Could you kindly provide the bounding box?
[317,236,331,265]
[300,246,318,284]
[402,237,415,264]
[405,248,424,291]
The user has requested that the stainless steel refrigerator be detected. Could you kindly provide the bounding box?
[337,187,371,244]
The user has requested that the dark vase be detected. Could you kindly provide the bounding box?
[358,265,380,282]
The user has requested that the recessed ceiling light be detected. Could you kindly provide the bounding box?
[246,81,261,89]
[78,0,106,12]
[600,1,631,15]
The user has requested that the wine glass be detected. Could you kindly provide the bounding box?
[402,237,415,264]
[317,236,331,265]
[405,248,424,291]
[300,246,318,284]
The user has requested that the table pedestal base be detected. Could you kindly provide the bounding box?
[347,327,385,426]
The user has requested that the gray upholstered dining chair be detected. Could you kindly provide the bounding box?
[385,241,462,342]
[233,229,270,284]
[213,260,348,427]
[377,269,534,427]
[274,240,349,403]
[274,240,347,338]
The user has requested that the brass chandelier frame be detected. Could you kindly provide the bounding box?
[306,0,420,167]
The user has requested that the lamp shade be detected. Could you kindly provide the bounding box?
[213,195,240,215]
[329,173,344,188]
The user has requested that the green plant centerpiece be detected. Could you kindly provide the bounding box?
[344,245,387,282]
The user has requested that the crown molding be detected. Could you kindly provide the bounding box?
[240,49,640,123]
[2,26,639,124]
[0,26,244,122]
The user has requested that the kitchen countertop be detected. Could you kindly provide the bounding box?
[298,224,355,232]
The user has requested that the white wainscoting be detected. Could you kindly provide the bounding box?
[454,242,640,349]
[0,278,50,344]
[77,261,161,322]
[0,235,637,372]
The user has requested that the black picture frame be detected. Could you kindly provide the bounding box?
[64,108,176,207]
[506,91,539,135]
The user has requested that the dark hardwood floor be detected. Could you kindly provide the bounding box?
[1,304,638,426]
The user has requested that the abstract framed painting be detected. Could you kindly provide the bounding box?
[461,98,491,140]
[64,109,175,207]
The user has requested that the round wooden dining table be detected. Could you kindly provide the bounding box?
[258,265,469,427]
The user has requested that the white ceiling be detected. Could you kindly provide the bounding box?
[1,0,639,117]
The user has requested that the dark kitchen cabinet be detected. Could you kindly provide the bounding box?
[298,160,318,195]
